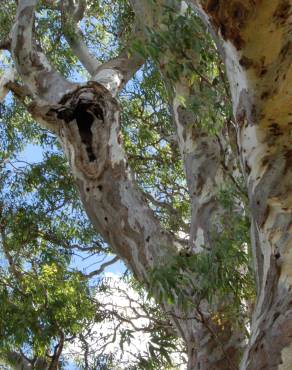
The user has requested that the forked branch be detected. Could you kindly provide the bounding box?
[12,0,74,103]
[61,0,102,76]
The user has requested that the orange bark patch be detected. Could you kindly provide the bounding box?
[273,0,291,26]
[203,0,258,49]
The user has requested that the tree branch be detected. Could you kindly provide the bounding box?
[6,81,32,103]
[61,0,101,76]
[12,0,74,103]
[92,19,145,95]
[84,255,120,278]
[0,351,32,370]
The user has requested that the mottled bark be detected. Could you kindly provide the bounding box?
[12,0,143,102]
[10,0,175,366]
[172,81,225,253]
[0,66,16,101]
[187,1,292,369]
[22,1,245,368]
[132,0,245,370]
[27,80,206,366]
[172,81,244,370]
[130,1,246,368]
[11,0,75,103]
[9,1,292,369]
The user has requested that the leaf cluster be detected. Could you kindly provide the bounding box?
[149,186,255,322]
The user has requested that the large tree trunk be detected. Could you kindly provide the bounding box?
[8,1,246,369]
[172,80,244,370]
[27,80,203,368]
[130,2,246,368]
[10,2,206,367]
[9,0,292,369]
[30,78,243,370]
[132,0,245,370]
[187,1,292,369]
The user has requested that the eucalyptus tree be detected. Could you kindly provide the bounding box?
[5,1,249,368]
[185,2,292,369]
[0,0,291,370]
[0,105,182,370]
[129,3,254,369]
[0,119,103,370]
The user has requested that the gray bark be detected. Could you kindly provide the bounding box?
[26,78,241,370]
[8,1,246,369]
[61,0,102,76]
[7,0,292,369]
[172,82,244,370]
[130,1,246,368]
[27,80,204,366]
[11,0,75,103]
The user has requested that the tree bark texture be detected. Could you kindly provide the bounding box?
[130,2,246,368]
[26,80,207,368]
[4,0,292,369]
[187,0,292,369]
[8,1,245,370]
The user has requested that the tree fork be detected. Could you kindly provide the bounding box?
[28,80,244,370]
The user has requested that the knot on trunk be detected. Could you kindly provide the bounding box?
[50,82,120,180]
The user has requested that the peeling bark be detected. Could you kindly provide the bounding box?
[187,0,292,368]
[55,82,178,276]
[130,1,246,368]
[171,79,244,370]
[27,81,207,362]
[8,0,292,369]
[172,82,224,253]
[0,66,16,102]
[11,0,75,103]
